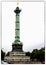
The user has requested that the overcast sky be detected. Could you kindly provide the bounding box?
[2,2,44,53]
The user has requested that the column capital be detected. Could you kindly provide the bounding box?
[14,7,21,14]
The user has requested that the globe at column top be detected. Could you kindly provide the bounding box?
[14,7,21,14]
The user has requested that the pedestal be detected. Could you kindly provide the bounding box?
[12,43,23,52]
[4,52,30,64]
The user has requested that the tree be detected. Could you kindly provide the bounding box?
[30,47,45,62]
[1,50,5,60]
[25,52,30,56]
[30,49,39,60]
[39,48,45,62]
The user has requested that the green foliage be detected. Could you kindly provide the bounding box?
[30,48,45,62]
[31,49,39,59]
[38,49,45,62]
[25,47,45,62]
[26,52,30,56]
[1,50,5,60]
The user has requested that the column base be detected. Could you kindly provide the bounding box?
[12,41,23,52]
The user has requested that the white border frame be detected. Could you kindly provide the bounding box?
[1,0,44,2]
[0,0,46,65]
